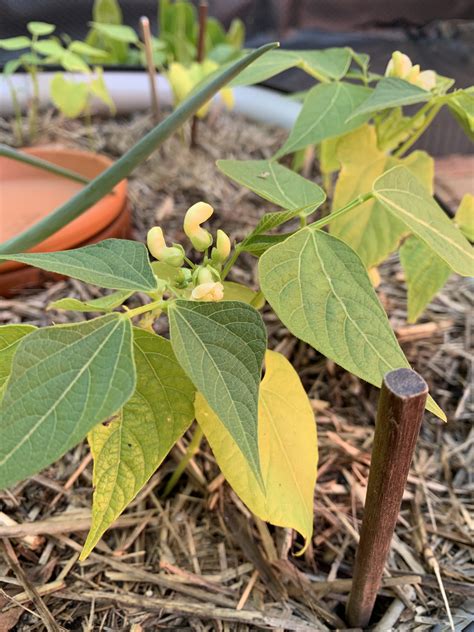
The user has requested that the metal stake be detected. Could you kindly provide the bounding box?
[346,368,428,628]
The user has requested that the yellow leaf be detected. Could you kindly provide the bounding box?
[222,281,265,308]
[330,124,434,268]
[455,193,474,242]
[195,350,317,552]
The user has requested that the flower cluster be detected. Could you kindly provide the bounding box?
[147,201,231,302]
[385,51,437,91]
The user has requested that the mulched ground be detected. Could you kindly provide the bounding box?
[0,110,472,631]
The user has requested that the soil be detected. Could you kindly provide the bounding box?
[0,110,472,631]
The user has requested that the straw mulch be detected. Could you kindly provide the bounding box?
[0,111,472,631]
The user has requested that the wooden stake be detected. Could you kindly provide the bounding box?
[190,0,208,147]
[346,368,428,628]
[140,16,160,122]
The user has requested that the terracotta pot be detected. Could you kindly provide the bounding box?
[0,146,130,295]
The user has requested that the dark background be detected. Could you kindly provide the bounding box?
[1,1,473,154]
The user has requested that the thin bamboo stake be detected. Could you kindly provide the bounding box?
[346,368,428,628]
[190,0,208,147]
[140,16,160,122]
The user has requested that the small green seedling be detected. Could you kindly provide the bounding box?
[0,21,115,141]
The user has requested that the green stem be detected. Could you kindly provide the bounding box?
[162,426,204,498]
[28,65,40,141]
[0,144,90,185]
[221,244,242,280]
[379,100,433,152]
[393,103,443,158]
[0,43,278,256]
[123,298,165,319]
[310,192,373,230]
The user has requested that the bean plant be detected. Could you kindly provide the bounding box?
[0,44,472,560]
[0,21,115,141]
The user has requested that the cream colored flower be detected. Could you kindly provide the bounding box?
[147,226,184,267]
[385,51,412,78]
[184,202,214,251]
[214,229,231,262]
[415,70,437,91]
[191,281,224,302]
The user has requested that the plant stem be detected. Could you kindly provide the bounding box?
[310,192,373,230]
[28,65,40,141]
[123,299,165,319]
[140,16,160,122]
[0,43,278,255]
[0,144,90,184]
[393,102,443,158]
[221,244,242,280]
[379,100,433,152]
[162,426,204,498]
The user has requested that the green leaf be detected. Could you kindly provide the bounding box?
[48,290,132,313]
[240,232,294,257]
[373,166,474,277]
[222,281,265,309]
[0,239,157,291]
[226,18,245,49]
[27,21,55,37]
[0,314,135,489]
[230,47,351,87]
[81,329,195,558]
[330,126,434,268]
[89,22,139,44]
[217,159,326,211]
[50,73,89,117]
[169,300,267,482]
[399,237,450,324]
[229,49,298,87]
[69,40,110,58]
[298,48,352,80]
[89,69,115,113]
[0,36,30,51]
[94,0,123,24]
[275,82,372,158]
[0,325,35,395]
[32,39,64,58]
[3,58,22,76]
[195,350,317,550]
[447,89,474,141]
[347,77,431,121]
[259,228,445,420]
[455,193,474,241]
[60,50,91,73]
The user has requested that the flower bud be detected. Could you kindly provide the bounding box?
[415,69,436,91]
[211,229,231,263]
[176,268,192,288]
[385,51,412,79]
[191,281,224,302]
[406,64,420,84]
[184,202,214,251]
[147,227,184,267]
[195,265,219,285]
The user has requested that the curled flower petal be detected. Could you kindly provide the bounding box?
[184,202,214,251]
[191,281,224,302]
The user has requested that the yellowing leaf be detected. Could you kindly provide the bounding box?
[373,166,474,277]
[81,329,195,558]
[195,350,317,550]
[330,125,434,268]
[455,193,474,242]
[222,281,265,308]
[399,236,450,323]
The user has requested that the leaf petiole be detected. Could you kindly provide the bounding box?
[310,192,373,231]
[122,299,166,319]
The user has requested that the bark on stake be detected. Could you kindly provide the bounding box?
[190,1,208,147]
[140,16,160,122]
[346,368,428,628]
